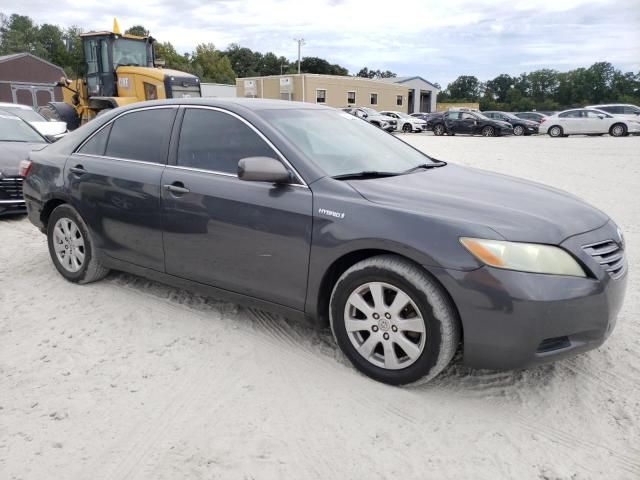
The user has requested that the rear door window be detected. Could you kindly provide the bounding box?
[177,108,276,174]
[78,124,112,156]
[105,108,176,163]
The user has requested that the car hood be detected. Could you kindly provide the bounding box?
[30,121,67,136]
[0,142,47,176]
[348,164,609,244]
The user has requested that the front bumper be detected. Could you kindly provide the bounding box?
[431,220,627,370]
[626,122,640,134]
[0,199,26,216]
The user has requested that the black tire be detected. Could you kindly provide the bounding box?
[481,126,495,137]
[548,125,563,137]
[433,123,446,136]
[330,255,460,386]
[47,204,109,284]
[610,123,626,137]
[37,104,64,122]
[402,123,412,133]
[513,125,525,136]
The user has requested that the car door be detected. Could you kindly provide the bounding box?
[458,112,476,134]
[68,106,177,271]
[584,110,614,133]
[557,110,582,134]
[161,106,313,310]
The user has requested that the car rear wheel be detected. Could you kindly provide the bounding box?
[610,123,626,137]
[548,125,563,137]
[330,255,460,385]
[513,125,525,136]
[47,204,109,284]
[481,126,495,137]
[402,123,412,133]
[433,124,445,136]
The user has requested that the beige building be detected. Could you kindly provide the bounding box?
[236,74,409,112]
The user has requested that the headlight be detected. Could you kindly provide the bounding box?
[460,237,586,277]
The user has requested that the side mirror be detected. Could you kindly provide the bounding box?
[56,76,71,87]
[598,114,604,119]
[44,134,59,143]
[238,157,291,184]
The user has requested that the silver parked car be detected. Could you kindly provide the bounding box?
[0,102,67,138]
[585,104,640,122]
[539,108,640,137]
[380,111,427,133]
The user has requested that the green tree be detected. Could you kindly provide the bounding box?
[125,25,148,37]
[446,75,481,101]
[191,43,235,84]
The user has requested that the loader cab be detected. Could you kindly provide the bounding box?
[81,32,154,98]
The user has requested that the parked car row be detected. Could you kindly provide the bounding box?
[406,103,640,138]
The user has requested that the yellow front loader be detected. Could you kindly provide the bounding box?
[42,19,201,129]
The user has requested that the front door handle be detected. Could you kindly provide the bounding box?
[164,182,190,194]
[70,165,87,175]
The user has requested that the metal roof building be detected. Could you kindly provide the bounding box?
[0,53,65,107]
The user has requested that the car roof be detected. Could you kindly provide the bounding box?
[118,98,335,113]
[585,103,636,107]
[0,102,33,110]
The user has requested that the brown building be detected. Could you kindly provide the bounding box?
[236,74,409,112]
[0,53,65,107]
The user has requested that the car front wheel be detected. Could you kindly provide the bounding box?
[47,204,109,284]
[610,123,627,137]
[481,126,495,137]
[433,124,445,136]
[402,123,412,133]
[330,255,460,385]
[513,125,525,136]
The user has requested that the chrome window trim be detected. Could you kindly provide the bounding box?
[0,199,25,204]
[164,164,307,188]
[72,152,166,167]
[179,105,308,188]
[74,105,180,154]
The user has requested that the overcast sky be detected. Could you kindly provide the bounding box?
[2,0,639,86]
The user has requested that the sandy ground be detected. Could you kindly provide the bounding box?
[1,134,639,480]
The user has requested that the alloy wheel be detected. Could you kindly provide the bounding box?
[434,125,444,135]
[482,126,495,137]
[549,126,561,137]
[611,125,625,137]
[513,125,524,136]
[403,123,412,133]
[343,282,426,370]
[53,217,86,273]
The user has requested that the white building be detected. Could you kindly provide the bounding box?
[379,76,440,113]
[200,83,236,98]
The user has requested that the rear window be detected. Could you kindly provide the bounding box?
[104,108,176,163]
[78,124,112,156]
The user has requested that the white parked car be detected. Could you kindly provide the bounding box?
[540,108,640,137]
[585,104,640,122]
[380,111,427,133]
[0,102,67,138]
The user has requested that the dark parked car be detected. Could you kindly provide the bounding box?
[515,111,548,124]
[0,113,49,216]
[483,111,539,135]
[23,99,627,385]
[431,110,514,136]
[410,112,442,131]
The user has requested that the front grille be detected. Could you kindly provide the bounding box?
[0,176,23,201]
[582,239,626,280]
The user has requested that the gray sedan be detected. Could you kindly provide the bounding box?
[22,99,627,385]
[0,113,48,216]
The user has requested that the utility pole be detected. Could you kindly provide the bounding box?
[294,38,305,74]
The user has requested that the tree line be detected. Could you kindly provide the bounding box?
[0,13,389,84]
[2,12,638,109]
[440,64,640,111]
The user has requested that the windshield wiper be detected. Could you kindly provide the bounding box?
[332,170,400,180]
[402,160,447,174]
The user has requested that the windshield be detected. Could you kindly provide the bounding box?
[500,112,519,120]
[0,107,45,123]
[113,38,151,67]
[360,107,379,116]
[0,115,46,143]
[259,109,436,177]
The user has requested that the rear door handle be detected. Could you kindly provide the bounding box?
[70,165,87,175]
[164,182,190,194]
